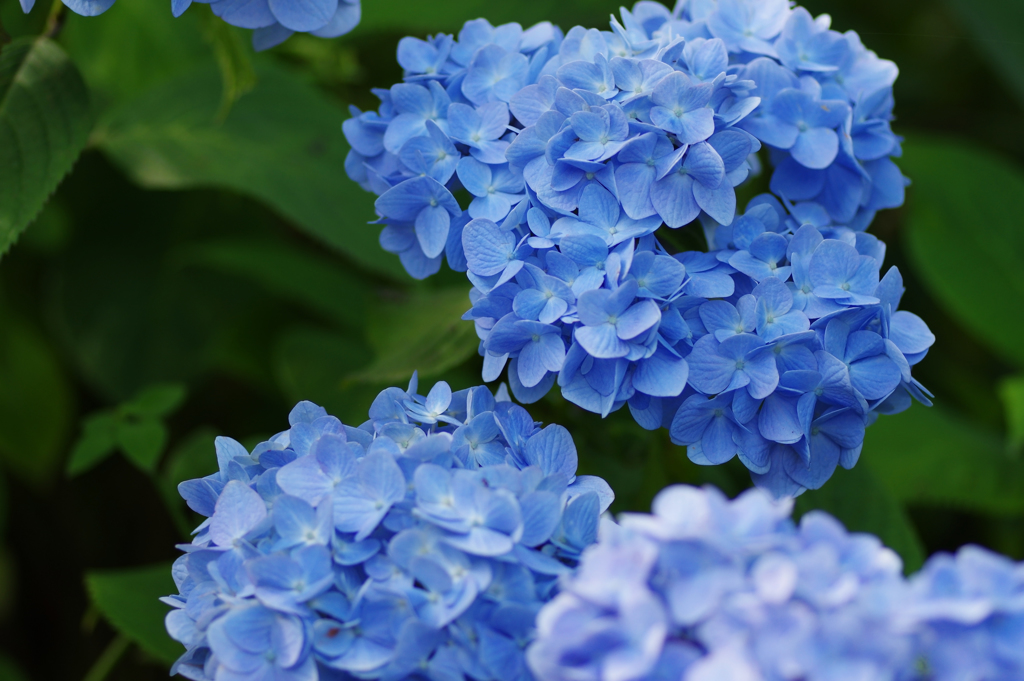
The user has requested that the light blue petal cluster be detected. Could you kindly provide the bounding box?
[468,197,935,498]
[176,0,361,50]
[19,0,359,51]
[903,546,1024,681]
[527,484,1024,681]
[344,1,904,276]
[163,376,613,681]
[342,2,929,498]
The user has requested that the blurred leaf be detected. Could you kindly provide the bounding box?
[274,326,375,423]
[20,196,72,254]
[122,383,188,419]
[355,287,478,384]
[94,62,403,280]
[48,166,288,400]
[863,405,1024,515]
[358,0,617,33]
[0,653,30,681]
[164,427,219,486]
[945,0,1024,108]
[0,37,92,258]
[999,375,1024,455]
[796,462,925,573]
[0,466,6,537]
[85,563,180,665]
[116,419,168,473]
[198,7,256,119]
[902,137,1024,367]
[67,383,184,477]
[0,313,74,485]
[66,413,119,477]
[183,239,370,329]
[60,0,210,110]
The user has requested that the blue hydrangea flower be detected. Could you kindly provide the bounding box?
[528,484,915,681]
[463,195,934,497]
[902,545,1024,681]
[345,2,907,277]
[163,375,614,681]
[19,0,360,50]
[527,484,1024,681]
[342,4,932,498]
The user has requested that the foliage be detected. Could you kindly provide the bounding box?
[84,563,181,664]
[901,137,1024,368]
[0,36,92,258]
[66,383,187,476]
[0,310,74,485]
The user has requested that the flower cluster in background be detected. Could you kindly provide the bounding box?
[344,0,904,275]
[528,484,1024,681]
[18,0,358,50]
[342,1,934,498]
[163,377,613,681]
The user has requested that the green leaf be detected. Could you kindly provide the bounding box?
[60,0,210,111]
[182,239,370,329]
[355,287,480,385]
[999,375,1024,456]
[66,412,119,477]
[901,136,1024,367]
[94,62,404,280]
[0,313,74,485]
[198,7,256,119]
[274,326,376,424]
[116,418,168,473]
[795,462,925,573]
[358,0,617,33]
[85,563,180,665]
[0,37,93,258]
[122,383,188,419]
[945,0,1024,108]
[863,405,1024,516]
[164,427,219,487]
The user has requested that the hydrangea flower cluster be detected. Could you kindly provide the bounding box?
[471,198,935,498]
[344,0,904,276]
[342,2,932,497]
[528,484,1024,681]
[162,376,613,681]
[903,546,1024,681]
[18,0,358,50]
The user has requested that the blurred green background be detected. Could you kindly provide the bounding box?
[1,0,1024,678]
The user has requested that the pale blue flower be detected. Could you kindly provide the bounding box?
[165,382,612,681]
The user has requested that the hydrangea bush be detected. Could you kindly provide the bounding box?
[342,1,935,497]
[163,377,613,681]
[528,484,1024,681]
[18,0,358,50]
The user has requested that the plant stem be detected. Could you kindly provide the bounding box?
[44,0,66,39]
[82,634,130,681]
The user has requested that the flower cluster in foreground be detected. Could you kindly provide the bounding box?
[342,1,933,497]
[18,0,358,50]
[163,377,613,681]
[529,484,1024,681]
